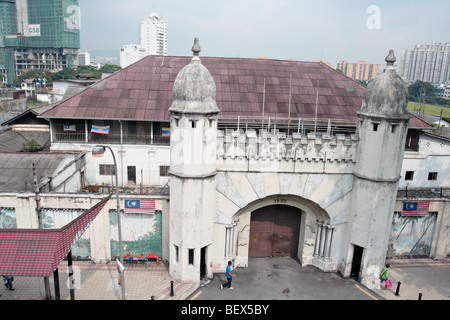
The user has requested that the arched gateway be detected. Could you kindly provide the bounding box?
[216,187,336,274]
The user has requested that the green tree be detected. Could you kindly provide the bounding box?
[408,81,436,103]
[54,67,78,80]
[22,139,42,152]
[13,69,55,86]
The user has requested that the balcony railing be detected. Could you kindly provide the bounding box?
[53,132,170,146]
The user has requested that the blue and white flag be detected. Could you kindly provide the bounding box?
[91,125,110,134]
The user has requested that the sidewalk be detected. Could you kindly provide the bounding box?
[373,258,450,300]
[1,257,448,300]
[0,260,199,300]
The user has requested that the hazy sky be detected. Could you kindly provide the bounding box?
[78,0,450,67]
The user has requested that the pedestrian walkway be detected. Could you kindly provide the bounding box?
[1,257,448,300]
[373,258,450,300]
[0,260,199,300]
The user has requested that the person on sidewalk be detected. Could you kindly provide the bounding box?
[380,264,390,287]
[3,276,15,291]
[220,261,235,290]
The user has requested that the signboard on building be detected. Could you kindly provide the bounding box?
[25,24,41,37]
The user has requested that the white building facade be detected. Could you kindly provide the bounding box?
[120,44,147,68]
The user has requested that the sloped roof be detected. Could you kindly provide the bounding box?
[40,55,366,122]
[0,152,76,192]
[39,55,431,128]
[0,130,50,153]
[0,195,111,277]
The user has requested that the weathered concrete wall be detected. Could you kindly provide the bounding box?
[217,130,358,173]
[391,198,449,259]
[0,193,169,263]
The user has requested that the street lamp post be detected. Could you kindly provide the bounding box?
[92,145,126,300]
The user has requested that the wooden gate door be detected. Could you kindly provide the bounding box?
[249,205,301,257]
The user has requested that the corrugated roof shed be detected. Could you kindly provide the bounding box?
[0,152,75,192]
[39,55,431,128]
[0,130,50,152]
[0,195,110,277]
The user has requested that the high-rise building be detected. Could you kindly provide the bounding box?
[78,52,90,66]
[399,43,450,84]
[119,44,147,68]
[0,0,81,85]
[336,61,380,81]
[139,12,167,56]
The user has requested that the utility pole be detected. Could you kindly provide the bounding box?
[33,161,52,300]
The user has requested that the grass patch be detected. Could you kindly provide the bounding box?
[407,102,450,117]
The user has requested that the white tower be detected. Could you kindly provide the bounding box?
[140,12,168,56]
[344,50,410,285]
[168,38,220,282]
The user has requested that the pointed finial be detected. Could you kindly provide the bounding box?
[385,50,396,68]
[192,37,201,57]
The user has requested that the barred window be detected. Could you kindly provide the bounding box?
[99,164,115,175]
[188,249,194,265]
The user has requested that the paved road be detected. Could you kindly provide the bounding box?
[189,257,378,300]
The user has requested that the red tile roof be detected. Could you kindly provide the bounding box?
[39,55,430,128]
[0,195,111,277]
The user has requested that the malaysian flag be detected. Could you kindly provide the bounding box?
[402,202,429,216]
[63,124,76,131]
[124,199,155,214]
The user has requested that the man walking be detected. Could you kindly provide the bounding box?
[220,261,235,290]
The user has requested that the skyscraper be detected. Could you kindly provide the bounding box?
[399,43,450,84]
[139,12,167,56]
[0,0,81,85]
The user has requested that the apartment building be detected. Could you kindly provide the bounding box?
[399,43,450,84]
[336,60,379,81]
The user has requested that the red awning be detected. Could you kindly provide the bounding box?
[0,195,111,277]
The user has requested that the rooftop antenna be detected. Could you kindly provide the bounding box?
[262,78,266,129]
[314,80,319,133]
[287,73,292,133]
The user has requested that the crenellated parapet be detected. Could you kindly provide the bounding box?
[217,129,359,164]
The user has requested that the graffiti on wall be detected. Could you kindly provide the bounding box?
[109,210,162,259]
[387,212,437,258]
[42,208,90,259]
[0,208,16,228]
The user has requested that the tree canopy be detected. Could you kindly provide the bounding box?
[13,64,121,86]
[407,81,449,106]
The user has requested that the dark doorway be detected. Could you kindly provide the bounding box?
[200,246,206,280]
[249,205,302,257]
[350,245,364,280]
[127,166,136,185]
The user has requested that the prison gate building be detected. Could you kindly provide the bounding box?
[12,39,444,287]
